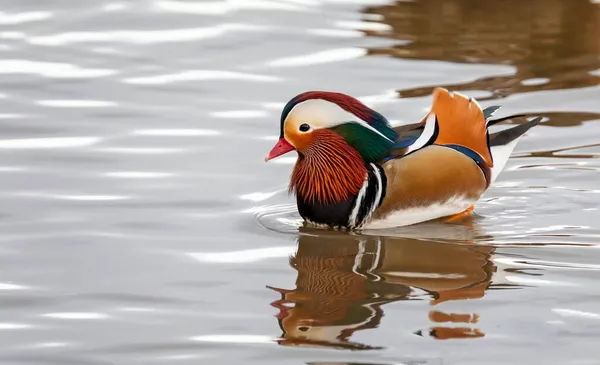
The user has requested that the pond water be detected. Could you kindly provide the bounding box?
[0,0,599,364]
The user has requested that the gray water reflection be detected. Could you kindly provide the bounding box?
[0,0,598,364]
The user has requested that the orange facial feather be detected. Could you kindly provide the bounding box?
[290,130,367,205]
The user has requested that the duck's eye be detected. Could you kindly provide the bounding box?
[299,123,310,132]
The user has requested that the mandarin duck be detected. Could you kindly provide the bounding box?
[265,87,540,229]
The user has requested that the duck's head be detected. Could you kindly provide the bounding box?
[264,91,398,205]
[265,91,398,163]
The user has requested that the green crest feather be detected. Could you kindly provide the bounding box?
[330,123,394,163]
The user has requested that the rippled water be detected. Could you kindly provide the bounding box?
[0,0,599,364]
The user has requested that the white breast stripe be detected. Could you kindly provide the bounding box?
[366,163,383,222]
[348,175,368,227]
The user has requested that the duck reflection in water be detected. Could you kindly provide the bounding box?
[268,218,512,349]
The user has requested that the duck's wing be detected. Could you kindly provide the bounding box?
[382,122,424,161]
[382,102,503,162]
[383,87,541,186]
[395,87,494,167]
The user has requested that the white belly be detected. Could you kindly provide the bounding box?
[361,196,475,229]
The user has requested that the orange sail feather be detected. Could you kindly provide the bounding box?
[430,87,494,167]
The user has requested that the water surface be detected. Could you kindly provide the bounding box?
[0,0,599,364]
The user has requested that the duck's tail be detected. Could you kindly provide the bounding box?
[487,116,542,184]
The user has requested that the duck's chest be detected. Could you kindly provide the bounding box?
[296,195,356,228]
[296,163,386,229]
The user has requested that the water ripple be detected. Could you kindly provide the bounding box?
[267,47,366,67]
[188,246,296,264]
[0,283,28,290]
[103,2,129,12]
[0,323,32,330]
[553,308,600,319]
[495,257,600,271]
[191,335,275,344]
[0,60,116,78]
[307,28,362,38]
[96,147,187,154]
[37,100,117,108]
[124,70,280,85]
[105,172,175,179]
[211,110,268,119]
[132,129,221,136]
[0,31,26,39]
[0,137,101,149]
[0,11,53,25]
[335,20,392,32]
[43,312,110,320]
[239,191,280,202]
[14,192,130,201]
[29,24,264,46]
[155,0,314,14]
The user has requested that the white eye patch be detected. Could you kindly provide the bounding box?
[285,99,392,142]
